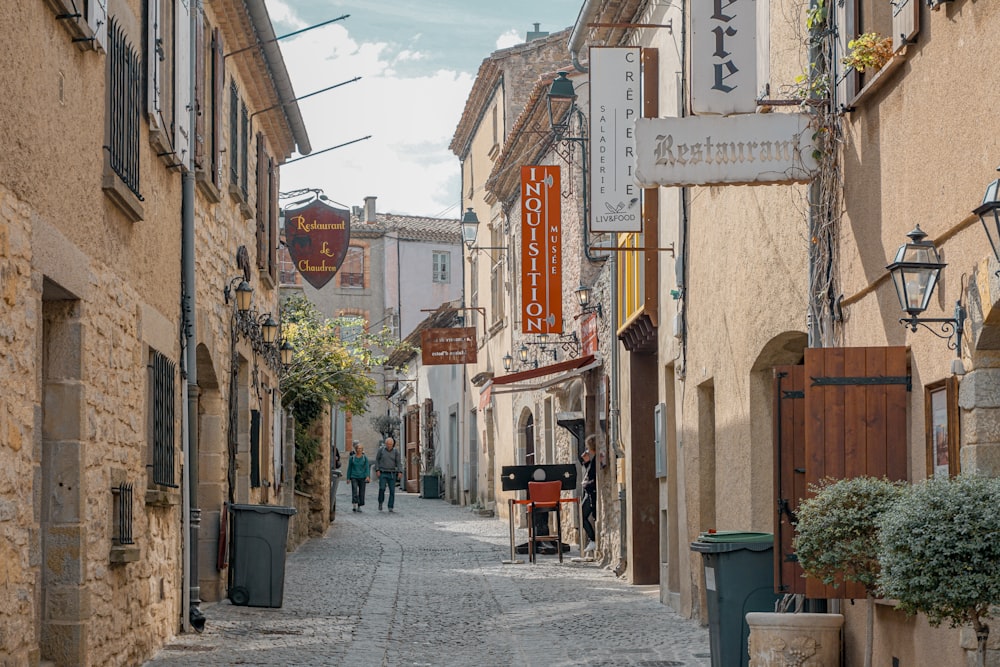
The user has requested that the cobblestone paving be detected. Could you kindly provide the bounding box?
[145,486,711,667]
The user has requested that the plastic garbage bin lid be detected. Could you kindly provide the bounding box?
[690,531,774,553]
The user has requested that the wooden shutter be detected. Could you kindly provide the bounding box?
[773,365,808,596]
[892,0,919,51]
[88,0,108,50]
[834,0,858,110]
[193,11,206,173]
[774,347,909,599]
[268,157,279,281]
[256,133,268,269]
[174,0,191,166]
[211,28,224,190]
[147,0,163,126]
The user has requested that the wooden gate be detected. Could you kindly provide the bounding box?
[773,347,909,598]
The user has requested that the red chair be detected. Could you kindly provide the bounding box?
[527,481,563,563]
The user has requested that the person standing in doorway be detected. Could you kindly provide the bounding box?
[347,442,370,512]
[581,435,598,555]
[376,437,403,512]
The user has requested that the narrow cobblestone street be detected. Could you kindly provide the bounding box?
[145,485,710,667]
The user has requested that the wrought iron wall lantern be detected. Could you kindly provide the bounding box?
[974,178,1000,276]
[224,276,290,374]
[575,284,604,318]
[460,208,507,254]
[502,333,581,372]
[885,227,966,373]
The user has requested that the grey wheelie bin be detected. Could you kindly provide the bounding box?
[690,531,781,667]
[228,504,297,608]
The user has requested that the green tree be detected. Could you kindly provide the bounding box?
[279,295,402,485]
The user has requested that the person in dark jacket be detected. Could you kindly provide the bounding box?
[375,437,403,512]
[580,435,598,555]
[347,442,370,512]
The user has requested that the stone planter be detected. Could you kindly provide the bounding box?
[746,612,844,667]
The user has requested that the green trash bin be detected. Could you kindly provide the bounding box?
[228,504,296,608]
[690,531,781,667]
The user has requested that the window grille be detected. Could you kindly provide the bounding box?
[107,18,142,199]
[112,482,135,545]
[150,350,177,487]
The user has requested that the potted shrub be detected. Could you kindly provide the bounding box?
[843,32,893,74]
[791,476,904,667]
[878,475,1000,667]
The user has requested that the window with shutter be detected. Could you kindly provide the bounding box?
[240,102,249,200]
[104,17,144,219]
[835,0,918,109]
[193,12,206,174]
[773,347,909,599]
[432,251,450,283]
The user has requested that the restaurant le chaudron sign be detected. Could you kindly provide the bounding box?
[283,197,351,289]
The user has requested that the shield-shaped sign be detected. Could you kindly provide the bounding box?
[284,198,351,289]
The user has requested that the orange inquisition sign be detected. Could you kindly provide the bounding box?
[520,166,562,334]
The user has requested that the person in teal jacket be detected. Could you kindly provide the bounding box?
[347,442,371,512]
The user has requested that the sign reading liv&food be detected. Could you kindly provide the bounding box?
[283,198,351,289]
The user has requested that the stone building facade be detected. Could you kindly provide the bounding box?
[0,1,308,664]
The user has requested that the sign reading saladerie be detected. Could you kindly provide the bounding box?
[283,198,351,289]
[634,114,818,187]
[691,0,758,115]
[520,166,562,334]
[589,46,641,233]
[421,327,477,366]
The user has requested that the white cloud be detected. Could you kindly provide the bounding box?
[270,7,469,217]
[495,29,521,50]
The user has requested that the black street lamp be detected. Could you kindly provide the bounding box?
[886,226,965,370]
[974,178,1000,273]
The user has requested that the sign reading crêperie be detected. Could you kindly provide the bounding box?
[283,198,351,289]
[691,0,759,115]
[634,114,818,187]
[520,166,562,334]
[421,327,477,366]
[589,46,641,233]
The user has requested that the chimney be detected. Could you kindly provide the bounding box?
[364,196,377,223]
[526,22,548,41]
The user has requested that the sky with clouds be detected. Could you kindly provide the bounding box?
[265,0,581,218]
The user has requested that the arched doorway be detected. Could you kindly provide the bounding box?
[195,344,225,602]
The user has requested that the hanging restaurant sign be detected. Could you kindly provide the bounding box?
[283,198,351,289]
[421,327,477,366]
[520,166,562,334]
[633,113,818,187]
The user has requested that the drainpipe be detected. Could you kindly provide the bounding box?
[569,0,602,73]
[182,0,203,633]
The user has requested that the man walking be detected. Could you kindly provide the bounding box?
[376,437,403,512]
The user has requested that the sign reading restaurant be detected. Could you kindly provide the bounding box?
[421,327,477,366]
[634,114,818,187]
[589,47,641,233]
[283,197,351,289]
[520,166,562,334]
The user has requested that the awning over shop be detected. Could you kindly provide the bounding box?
[489,354,600,394]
